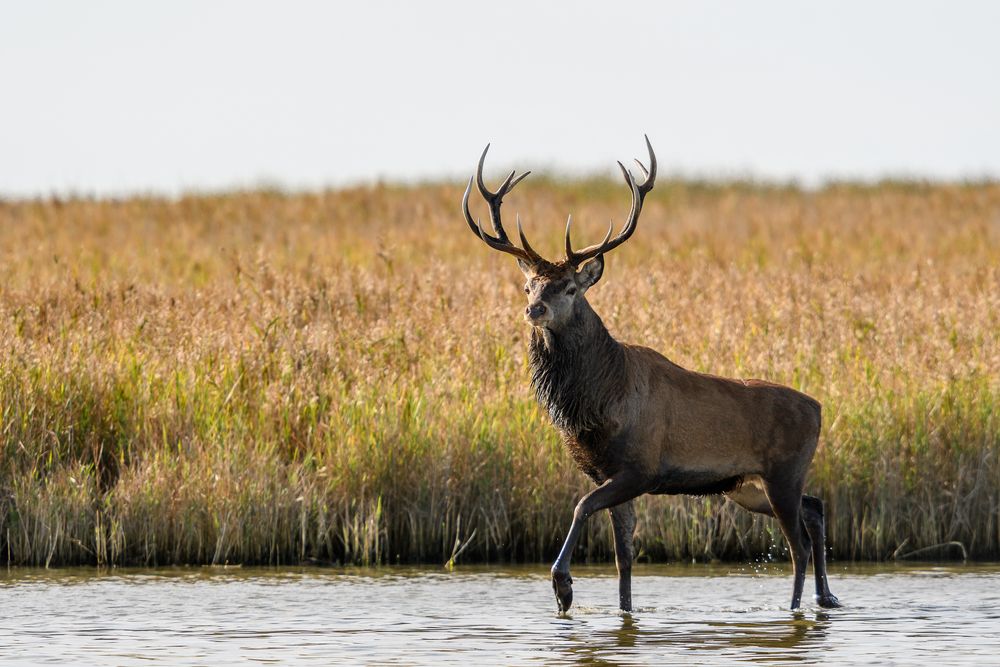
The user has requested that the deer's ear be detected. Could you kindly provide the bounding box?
[516,258,533,276]
[575,255,604,289]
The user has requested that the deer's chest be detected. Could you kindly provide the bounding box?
[562,426,621,484]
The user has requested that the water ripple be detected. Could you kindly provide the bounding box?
[2,563,1000,665]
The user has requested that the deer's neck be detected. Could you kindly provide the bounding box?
[528,299,626,435]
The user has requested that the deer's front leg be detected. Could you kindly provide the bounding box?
[609,501,637,612]
[551,475,643,613]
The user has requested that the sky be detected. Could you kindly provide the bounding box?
[2,1,999,197]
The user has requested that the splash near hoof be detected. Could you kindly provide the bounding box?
[817,594,842,609]
[552,572,574,612]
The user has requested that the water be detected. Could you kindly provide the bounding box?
[3,563,999,665]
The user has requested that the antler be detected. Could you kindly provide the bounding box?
[565,135,657,266]
[462,144,543,264]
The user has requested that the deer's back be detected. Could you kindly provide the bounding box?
[622,345,822,480]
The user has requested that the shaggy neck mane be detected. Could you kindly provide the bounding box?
[528,299,626,435]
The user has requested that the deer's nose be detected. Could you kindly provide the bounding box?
[526,303,547,320]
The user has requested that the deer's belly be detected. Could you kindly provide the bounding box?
[647,468,745,496]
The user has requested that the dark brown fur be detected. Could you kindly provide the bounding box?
[463,138,839,613]
[531,282,838,613]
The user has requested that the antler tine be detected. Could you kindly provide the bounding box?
[564,215,573,261]
[617,161,641,229]
[462,176,489,240]
[637,134,657,192]
[517,214,542,259]
[474,145,507,242]
[565,136,657,266]
[464,144,541,263]
[475,217,528,258]
[509,171,531,190]
[474,144,492,194]
[565,215,613,264]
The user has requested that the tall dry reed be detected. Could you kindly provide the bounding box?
[1,179,998,566]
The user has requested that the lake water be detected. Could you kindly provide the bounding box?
[2,563,999,665]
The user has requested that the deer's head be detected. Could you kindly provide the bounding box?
[463,137,656,331]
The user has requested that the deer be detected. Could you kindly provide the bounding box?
[461,136,841,614]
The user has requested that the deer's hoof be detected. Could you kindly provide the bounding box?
[816,594,842,609]
[552,571,573,612]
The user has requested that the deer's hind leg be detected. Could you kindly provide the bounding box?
[725,476,811,610]
[728,481,841,608]
[801,495,840,608]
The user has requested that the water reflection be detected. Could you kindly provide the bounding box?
[614,613,640,650]
[707,614,830,662]
[557,610,833,665]
[558,614,642,666]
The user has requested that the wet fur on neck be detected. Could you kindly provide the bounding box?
[528,299,626,435]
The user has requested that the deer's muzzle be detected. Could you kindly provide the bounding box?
[525,303,548,324]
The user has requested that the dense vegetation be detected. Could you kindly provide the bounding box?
[1,179,998,566]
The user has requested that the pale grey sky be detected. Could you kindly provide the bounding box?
[2,1,999,196]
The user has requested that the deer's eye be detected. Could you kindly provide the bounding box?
[566,286,577,296]
[524,285,530,294]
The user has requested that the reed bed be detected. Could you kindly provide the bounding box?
[1,179,998,566]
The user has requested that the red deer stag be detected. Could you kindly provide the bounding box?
[462,137,841,613]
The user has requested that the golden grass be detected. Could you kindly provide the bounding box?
[1,179,998,566]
